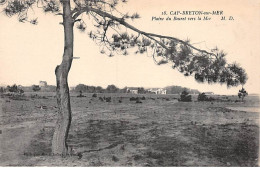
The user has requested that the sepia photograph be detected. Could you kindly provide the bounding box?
[0,0,259,166]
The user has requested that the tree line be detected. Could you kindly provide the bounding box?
[0,84,56,93]
[72,84,147,94]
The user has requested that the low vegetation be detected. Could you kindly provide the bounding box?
[0,92,258,166]
[178,90,192,102]
[197,93,215,102]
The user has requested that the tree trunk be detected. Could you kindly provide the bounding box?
[52,0,74,156]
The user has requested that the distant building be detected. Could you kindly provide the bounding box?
[130,89,138,94]
[70,87,75,91]
[148,88,167,95]
[160,89,167,94]
[39,81,47,87]
[204,92,214,95]
[126,87,139,94]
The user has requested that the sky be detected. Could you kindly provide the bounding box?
[0,0,260,95]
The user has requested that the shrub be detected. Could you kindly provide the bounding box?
[130,97,139,101]
[32,85,41,92]
[105,97,111,102]
[7,84,18,93]
[197,93,214,101]
[99,97,104,101]
[136,100,142,104]
[198,93,207,101]
[18,89,24,94]
[178,90,192,102]
[92,93,97,97]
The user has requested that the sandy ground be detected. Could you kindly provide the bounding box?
[0,93,259,166]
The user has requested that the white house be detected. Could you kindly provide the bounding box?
[39,81,47,87]
[130,89,138,94]
[126,87,139,94]
[204,92,214,95]
[148,88,167,95]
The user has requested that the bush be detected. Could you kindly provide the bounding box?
[92,93,97,97]
[136,100,142,104]
[178,90,192,102]
[6,84,24,94]
[105,97,111,102]
[197,93,214,102]
[198,93,207,101]
[130,97,143,103]
[130,97,139,101]
[7,84,18,93]
[32,85,41,92]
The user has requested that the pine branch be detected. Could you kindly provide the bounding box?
[73,6,216,57]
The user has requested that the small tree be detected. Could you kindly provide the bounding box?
[106,84,119,93]
[179,90,192,102]
[32,85,41,92]
[7,84,18,93]
[75,84,88,92]
[238,87,248,101]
